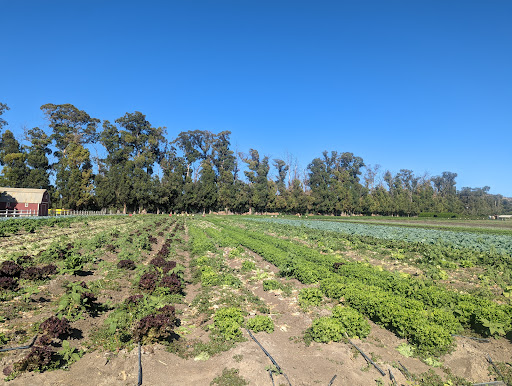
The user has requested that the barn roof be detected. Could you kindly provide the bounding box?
[0,187,48,203]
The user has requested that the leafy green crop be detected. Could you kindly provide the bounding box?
[245,217,512,256]
[331,305,370,338]
[298,288,324,308]
[214,307,244,340]
[307,317,346,343]
[245,315,274,333]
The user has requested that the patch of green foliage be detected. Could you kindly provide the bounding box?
[213,307,244,340]
[210,368,249,386]
[245,315,274,333]
[298,287,324,308]
[241,260,256,272]
[57,281,101,321]
[262,279,293,296]
[91,293,179,351]
[306,316,346,343]
[331,305,370,338]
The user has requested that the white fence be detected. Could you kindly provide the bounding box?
[0,209,39,217]
[0,209,109,217]
[50,210,109,216]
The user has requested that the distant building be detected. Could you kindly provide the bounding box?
[0,187,50,216]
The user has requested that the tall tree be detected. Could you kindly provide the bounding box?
[0,103,10,151]
[41,103,99,209]
[241,149,270,213]
[213,131,236,212]
[117,112,166,212]
[307,151,365,215]
[97,112,166,213]
[0,103,9,136]
[432,171,461,212]
[96,120,131,212]
[24,127,52,189]
[172,130,214,178]
[196,159,218,214]
[288,178,308,214]
[0,130,28,187]
[160,148,188,213]
[273,158,289,212]
[307,155,333,214]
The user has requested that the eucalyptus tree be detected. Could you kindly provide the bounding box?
[241,149,270,213]
[41,103,99,209]
[231,179,250,214]
[196,159,218,214]
[288,178,308,214]
[160,148,188,213]
[24,127,52,189]
[0,130,28,187]
[96,120,126,211]
[171,130,239,213]
[307,151,365,215]
[431,171,462,212]
[212,131,236,212]
[272,158,289,212]
[97,112,166,213]
[0,103,9,137]
[307,155,333,214]
[172,130,213,178]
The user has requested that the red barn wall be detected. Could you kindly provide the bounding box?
[13,203,39,213]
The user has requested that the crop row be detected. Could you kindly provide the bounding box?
[185,221,275,350]
[237,218,512,288]
[0,215,184,379]
[0,216,118,237]
[205,217,512,356]
[245,217,512,256]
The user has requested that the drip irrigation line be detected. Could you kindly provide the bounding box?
[452,334,490,343]
[344,333,385,376]
[0,335,37,352]
[246,329,281,371]
[246,329,292,386]
[328,374,337,385]
[138,342,142,386]
[268,369,275,386]
[486,355,506,385]
[398,361,412,380]
[389,369,397,385]
[472,382,507,386]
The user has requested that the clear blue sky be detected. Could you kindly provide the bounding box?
[1,0,511,196]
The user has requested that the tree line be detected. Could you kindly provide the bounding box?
[0,102,510,216]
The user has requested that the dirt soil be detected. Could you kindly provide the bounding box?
[1,221,511,386]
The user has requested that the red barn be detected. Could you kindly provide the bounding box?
[0,188,51,216]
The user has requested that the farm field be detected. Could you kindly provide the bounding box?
[0,215,511,385]
[293,215,512,235]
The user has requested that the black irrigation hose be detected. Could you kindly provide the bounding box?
[0,335,37,352]
[138,342,142,386]
[344,333,386,376]
[246,329,292,386]
[452,334,491,343]
[486,355,507,386]
[268,368,275,386]
[328,374,337,385]
[397,361,412,380]
[389,369,397,385]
